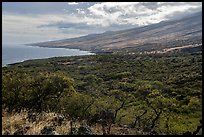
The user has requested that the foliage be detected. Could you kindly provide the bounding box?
[2,53,202,135]
[2,71,75,113]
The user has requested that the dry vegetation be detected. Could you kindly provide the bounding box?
[2,110,143,135]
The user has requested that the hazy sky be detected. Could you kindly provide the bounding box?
[2,2,202,45]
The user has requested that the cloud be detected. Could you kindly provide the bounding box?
[2,2,202,44]
[68,2,79,5]
[82,2,202,26]
[38,22,92,30]
[3,2,201,28]
[2,13,92,44]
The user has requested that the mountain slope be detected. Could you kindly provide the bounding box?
[29,12,202,53]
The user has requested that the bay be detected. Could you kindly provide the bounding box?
[2,44,94,66]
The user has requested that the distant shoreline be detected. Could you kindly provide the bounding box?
[2,45,95,67]
[26,44,96,54]
[27,44,114,55]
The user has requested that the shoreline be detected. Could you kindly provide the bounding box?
[26,44,96,54]
[2,45,96,67]
[26,44,114,55]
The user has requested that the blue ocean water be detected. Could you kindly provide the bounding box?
[2,44,94,66]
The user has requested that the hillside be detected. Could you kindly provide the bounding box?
[29,12,202,54]
[2,53,202,135]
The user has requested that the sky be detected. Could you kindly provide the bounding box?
[2,2,202,45]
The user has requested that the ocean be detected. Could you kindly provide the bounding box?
[2,44,94,66]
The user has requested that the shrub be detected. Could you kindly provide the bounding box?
[2,71,75,113]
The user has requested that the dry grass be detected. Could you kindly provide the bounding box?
[2,110,66,135]
[2,110,141,135]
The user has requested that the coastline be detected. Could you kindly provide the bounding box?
[2,45,95,67]
[27,44,114,55]
[26,44,96,54]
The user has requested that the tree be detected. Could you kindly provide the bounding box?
[144,89,179,132]
[109,90,136,123]
[2,71,31,113]
[26,71,76,113]
[2,70,76,113]
[60,92,95,135]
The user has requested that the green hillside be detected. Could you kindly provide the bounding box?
[2,52,202,135]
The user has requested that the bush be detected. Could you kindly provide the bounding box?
[2,71,75,113]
